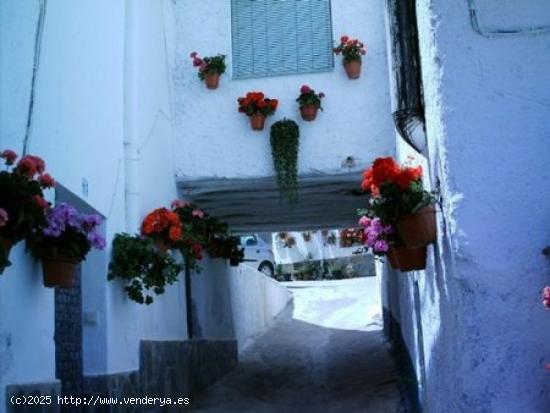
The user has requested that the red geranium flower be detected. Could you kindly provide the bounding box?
[33,195,49,210]
[15,156,39,178]
[371,157,400,188]
[1,150,17,165]
[395,166,423,189]
[39,173,55,189]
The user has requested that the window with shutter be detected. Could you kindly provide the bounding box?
[231,0,334,79]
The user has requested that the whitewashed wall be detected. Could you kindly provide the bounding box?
[0,0,187,406]
[173,0,394,179]
[385,1,550,412]
[192,258,293,352]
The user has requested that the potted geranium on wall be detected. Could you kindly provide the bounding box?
[141,207,183,253]
[190,52,226,90]
[0,150,53,274]
[296,85,325,121]
[171,199,244,268]
[361,157,437,271]
[333,35,367,79]
[27,203,106,288]
[238,92,279,131]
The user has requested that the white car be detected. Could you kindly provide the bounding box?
[238,234,276,277]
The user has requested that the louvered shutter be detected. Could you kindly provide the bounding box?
[231,0,334,79]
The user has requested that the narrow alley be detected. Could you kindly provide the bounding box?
[191,277,406,413]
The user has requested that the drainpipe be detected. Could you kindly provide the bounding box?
[185,261,194,339]
[124,0,140,233]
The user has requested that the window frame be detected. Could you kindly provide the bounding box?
[230,0,335,80]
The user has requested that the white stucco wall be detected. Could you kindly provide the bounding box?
[0,0,188,405]
[192,259,293,352]
[385,1,550,412]
[173,0,394,180]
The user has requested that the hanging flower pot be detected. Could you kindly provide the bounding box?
[190,52,226,90]
[344,60,362,79]
[238,92,278,132]
[26,203,105,288]
[0,150,55,274]
[250,114,266,131]
[300,105,319,121]
[396,206,437,248]
[390,245,427,272]
[387,249,400,270]
[42,256,80,288]
[334,35,366,80]
[204,72,220,90]
[296,85,325,121]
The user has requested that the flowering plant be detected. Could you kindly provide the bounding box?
[543,287,550,309]
[333,35,367,63]
[108,234,182,305]
[238,92,279,117]
[190,52,226,81]
[296,85,325,110]
[340,228,364,248]
[141,208,183,249]
[171,199,243,267]
[27,203,105,262]
[358,216,394,256]
[361,157,436,224]
[0,150,54,272]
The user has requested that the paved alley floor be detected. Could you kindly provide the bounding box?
[190,277,404,413]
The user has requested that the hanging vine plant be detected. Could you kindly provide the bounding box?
[270,119,300,203]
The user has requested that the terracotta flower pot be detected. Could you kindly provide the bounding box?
[42,256,80,288]
[250,114,266,131]
[300,105,319,121]
[204,72,220,90]
[387,250,400,270]
[397,206,437,248]
[390,246,427,272]
[344,60,362,79]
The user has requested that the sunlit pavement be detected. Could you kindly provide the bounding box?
[191,277,405,413]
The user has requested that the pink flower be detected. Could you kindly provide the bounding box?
[193,57,203,67]
[374,240,389,253]
[0,208,8,227]
[341,35,349,43]
[1,149,17,165]
[358,216,371,227]
[199,62,208,71]
[171,199,191,210]
[543,287,550,309]
[192,209,205,219]
[300,85,312,94]
[190,51,198,58]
